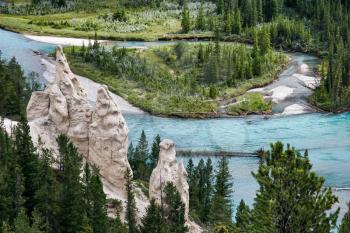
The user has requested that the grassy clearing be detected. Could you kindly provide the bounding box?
[0,2,214,41]
[227,93,272,116]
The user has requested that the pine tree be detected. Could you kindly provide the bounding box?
[125,168,138,233]
[252,30,261,76]
[109,212,127,233]
[196,1,205,31]
[235,200,250,231]
[133,130,150,181]
[210,156,233,224]
[217,0,224,15]
[0,127,23,226]
[164,182,188,233]
[250,142,339,233]
[14,118,40,216]
[88,172,108,233]
[12,208,45,233]
[57,135,84,233]
[259,28,271,56]
[140,199,163,233]
[13,209,32,233]
[34,147,58,232]
[181,2,191,33]
[232,9,242,34]
[79,214,93,233]
[339,203,350,233]
[201,158,213,223]
[150,135,161,170]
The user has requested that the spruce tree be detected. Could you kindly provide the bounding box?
[109,212,127,233]
[13,209,32,233]
[250,142,339,233]
[235,200,250,231]
[140,199,163,233]
[150,134,161,170]
[79,214,93,233]
[339,203,350,233]
[217,0,224,15]
[133,130,150,181]
[164,182,188,233]
[196,1,205,31]
[34,147,58,232]
[125,168,138,233]
[14,118,40,216]
[181,2,191,33]
[57,135,84,233]
[201,158,213,223]
[88,172,108,233]
[210,156,233,224]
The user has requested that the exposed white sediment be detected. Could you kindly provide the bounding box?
[280,104,309,115]
[25,34,107,46]
[269,86,295,103]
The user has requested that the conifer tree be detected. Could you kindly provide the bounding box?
[125,168,138,233]
[252,31,261,76]
[196,1,205,31]
[201,158,213,223]
[235,200,250,231]
[217,0,224,15]
[34,147,58,232]
[250,142,339,233]
[109,212,127,233]
[339,203,350,233]
[14,118,40,216]
[150,134,161,170]
[133,130,150,180]
[140,199,163,233]
[210,156,233,224]
[164,182,188,233]
[57,135,84,233]
[79,214,93,233]
[13,209,32,233]
[259,28,271,56]
[181,2,191,33]
[88,172,108,233]
[232,9,242,34]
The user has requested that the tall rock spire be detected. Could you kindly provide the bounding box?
[149,139,201,233]
[27,46,132,195]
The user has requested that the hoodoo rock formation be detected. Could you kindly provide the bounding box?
[149,139,201,233]
[27,46,132,197]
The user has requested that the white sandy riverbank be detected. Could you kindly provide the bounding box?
[25,34,107,46]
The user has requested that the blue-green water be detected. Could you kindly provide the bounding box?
[0,29,55,81]
[0,28,349,211]
[124,112,350,208]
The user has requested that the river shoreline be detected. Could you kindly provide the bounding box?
[21,32,319,118]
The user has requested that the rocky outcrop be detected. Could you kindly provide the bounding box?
[149,139,201,233]
[27,46,132,198]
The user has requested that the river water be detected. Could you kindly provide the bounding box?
[0,28,349,215]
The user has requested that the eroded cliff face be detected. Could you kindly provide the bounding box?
[27,46,132,198]
[149,139,201,233]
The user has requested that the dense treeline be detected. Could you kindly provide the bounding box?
[0,122,189,233]
[0,0,104,15]
[128,130,161,181]
[0,55,40,120]
[179,0,350,111]
[186,142,344,232]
